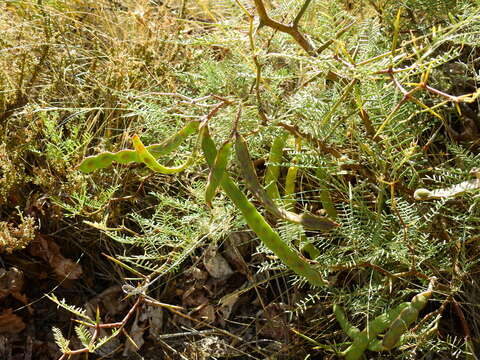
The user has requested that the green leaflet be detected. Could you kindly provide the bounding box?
[205,141,232,207]
[234,131,338,231]
[201,125,327,287]
[78,121,200,173]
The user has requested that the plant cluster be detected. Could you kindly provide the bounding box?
[2,0,480,359]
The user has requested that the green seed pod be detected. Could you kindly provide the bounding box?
[367,339,385,352]
[366,302,410,337]
[316,168,337,219]
[382,289,433,350]
[296,213,339,230]
[264,133,288,201]
[78,121,200,173]
[343,333,369,360]
[284,137,301,210]
[205,141,232,207]
[148,120,200,157]
[78,150,139,173]
[333,304,361,339]
[132,135,193,174]
[234,132,338,231]
[284,164,299,208]
[338,302,410,358]
[201,126,327,287]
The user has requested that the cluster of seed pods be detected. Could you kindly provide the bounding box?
[234,131,338,231]
[334,279,435,359]
[78,120,437,352]
[202,125,328,287]
[78,121,329,287]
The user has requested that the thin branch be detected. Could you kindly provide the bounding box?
[316,21,355,55]
[277,121,342,158]
[293,0,313,27]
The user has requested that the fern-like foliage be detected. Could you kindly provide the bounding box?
[52,327,70,353]
[47,294,94,324]
[75,324,93,349]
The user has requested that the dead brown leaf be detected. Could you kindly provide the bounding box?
[28,235,82,280]
[86,285,127,317]
[0,309,25,334]
[145,306,163,340]
[0,267,25,303]
[203,246,234,279]
[258,303,290,341]
[197,304,216,323]
[224,233,250,275]
[218,292,239,320]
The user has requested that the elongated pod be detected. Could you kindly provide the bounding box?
[205,141,232,207]
[333,304,361,339]
[366,302,410,339]
[316,168,337,219]
[234,131,338,231]
[284,137,301,210]
[78,121,200,173]
[201,126,327,287]
[339,302,410,360]
[79,150,139,173]
[148,120,200,157]
[132,134,196,174]
[382,286,433,350]
[264,133,288,201]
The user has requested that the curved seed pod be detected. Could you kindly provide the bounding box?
[365,302,410,338]
[414,177,480,201]
[132,135,195,174]
[200,126,327,287]
[333,304,361,339]
[367,339,385,352]
[78,121,200,173]
[295,213,337,230]
[205,141,232,207]
[382,286,434,350]
[301,242,321,259]
[316,168,338,219]
[148,120,200,157]
[234,132,338,231]
[284,164,299,208]
[264,133,288,201]
[341,334,369,360]
[340,302,410,359]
